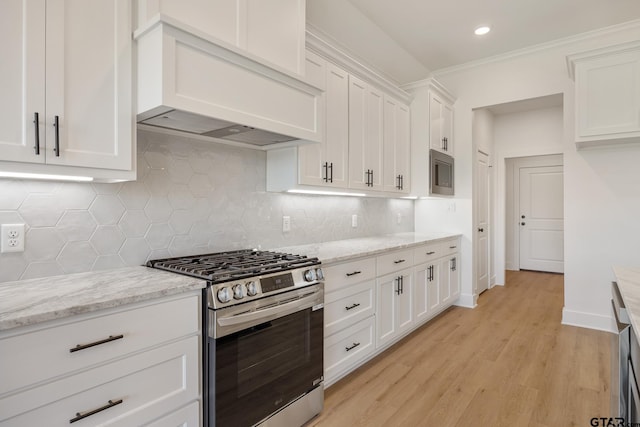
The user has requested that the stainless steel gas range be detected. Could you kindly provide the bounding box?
[148,250,324,427]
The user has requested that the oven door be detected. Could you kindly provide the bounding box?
[209,289,324,427]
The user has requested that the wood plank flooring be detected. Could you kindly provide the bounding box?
[309,270,611,427]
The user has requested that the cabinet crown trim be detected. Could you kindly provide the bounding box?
[306,26,412,104]
[566,40,640,80]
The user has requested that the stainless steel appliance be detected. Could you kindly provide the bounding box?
[430,149,454,196]
[148,250,324,427]
[612,281,630,419]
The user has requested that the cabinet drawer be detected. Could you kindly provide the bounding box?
[323,257,376,294]
[325,316,375,383]
[0,336,199,425]
[145,401,200,427]
[324,280,375,337]
[440,239,460,256]
[0,294,199,395]
[377,248,413,276]
[413,242,442,265]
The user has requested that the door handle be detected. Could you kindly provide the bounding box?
[521,222,526,226]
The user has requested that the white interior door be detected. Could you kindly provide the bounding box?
[519,165,564,273]
[476,151,489,294]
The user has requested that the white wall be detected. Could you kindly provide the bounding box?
[494,107,564,274]
[426,22,640,331]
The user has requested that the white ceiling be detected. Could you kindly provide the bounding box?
[307,0,640,84]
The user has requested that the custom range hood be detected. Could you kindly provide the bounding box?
[135,17,323,149]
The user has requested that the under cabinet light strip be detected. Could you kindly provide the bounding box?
[286,189,366,197]
[0,172,94,182]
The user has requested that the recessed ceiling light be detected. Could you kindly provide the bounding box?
[475,26,491,36]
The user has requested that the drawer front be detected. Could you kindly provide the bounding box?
[0,293,200,395]
[325,316,375,383]
[377,248,414,276]
[413,242,442,265]
[440,238,460,256]
[324,280,375,337]
[323,257,376,294]
[146,401,200,427]
[0,336,199,426]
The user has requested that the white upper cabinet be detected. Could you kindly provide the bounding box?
[429,89,454,155]
[349,76,384,191]
[568,41,640,148]
[298,54,349,188]
[135,0,306,75]
[383,96,410,194]
[0,0,134,181]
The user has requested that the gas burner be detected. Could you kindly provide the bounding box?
[147,249,320,285]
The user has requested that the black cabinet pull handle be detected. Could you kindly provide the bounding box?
[323,162,328,182]
[449,246,457,249]
[400,174,404,190]
[70,334,124,353]
[399,276,404,294]
[329,162,333,183]
[478,228,484,232]
[346,271,362,277]
[33,112,40,155]
[395,276,401,295]
[370,169,374,186]
[70,399,123,423]
[345,303,361,311]
[53,115,60,156]
[451,257,457,271]
[426,251,436,255]
[345,342,361,352]
[393,259,405,264]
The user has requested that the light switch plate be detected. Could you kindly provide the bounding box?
[351,214,358,228]
[1,224,25,253]
[282,216,291,232]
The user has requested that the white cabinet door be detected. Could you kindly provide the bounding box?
[323,62,350,188]
[438,256,452,306]
[245,0,305,74]
[349,76,383,191]
[136,0,305,75]
[396,270,413,336]
[429,92,454,154]
[575,49,640,140]
[383,96,410,193]
[299,59,349,188]
[0,0,45,164]
[376,268,412,348]
[414,262,438,324]
[45,0,132,170]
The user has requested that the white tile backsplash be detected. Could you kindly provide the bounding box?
[0,129,414,282]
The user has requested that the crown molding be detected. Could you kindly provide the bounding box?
[401,77,456,103]
[306,24,413,104]
[432,19,640,77]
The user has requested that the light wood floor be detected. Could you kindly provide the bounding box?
[309,270,611,427]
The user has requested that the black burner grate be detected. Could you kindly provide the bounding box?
[147,249,319,284]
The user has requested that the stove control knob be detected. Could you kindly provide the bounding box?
[246,281,258,296]
[315,268,324,281]
[233,284,247,300]
[217,287,232,303]
[304,269,317,282]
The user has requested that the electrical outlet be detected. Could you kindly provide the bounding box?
[282,216,291,232]
[1,224,25,253]
[351,214,358,228]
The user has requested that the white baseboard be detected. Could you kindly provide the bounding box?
[454,292,477,308]
[561,308,616,333]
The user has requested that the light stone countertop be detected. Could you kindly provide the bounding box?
[273,232,462,265]
[0,267,206,332]
[613,266,640,336]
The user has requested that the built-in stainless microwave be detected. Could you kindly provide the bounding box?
[430,149,454,196]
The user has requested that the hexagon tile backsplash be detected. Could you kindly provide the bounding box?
[0,130,414,283]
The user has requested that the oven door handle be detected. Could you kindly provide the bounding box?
[217,290,322,328]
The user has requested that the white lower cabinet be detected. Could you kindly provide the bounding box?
[0,292,201,426]
[323,237,461,388]
[375,268,413,349]
[324,316,375,385]
[414,261,440,324]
